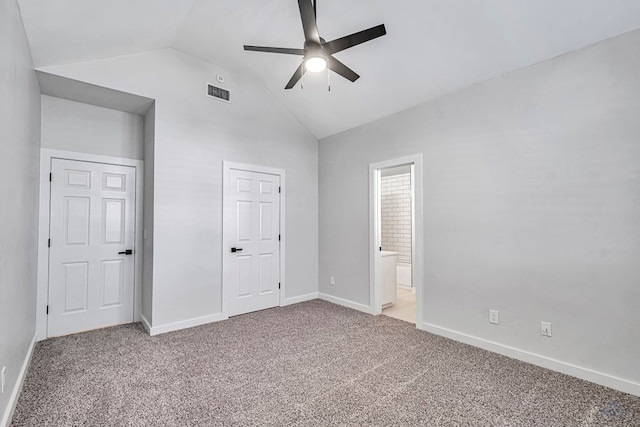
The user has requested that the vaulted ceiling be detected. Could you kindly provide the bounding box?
[17,0,640,138]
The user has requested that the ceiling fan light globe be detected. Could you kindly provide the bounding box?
[305,56,327,72]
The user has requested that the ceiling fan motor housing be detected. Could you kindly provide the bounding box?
[304,47,326,62]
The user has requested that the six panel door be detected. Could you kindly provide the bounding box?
[48,159,136,337]
[226,169,281,317]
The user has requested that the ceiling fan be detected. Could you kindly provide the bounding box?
[243,0,386,89]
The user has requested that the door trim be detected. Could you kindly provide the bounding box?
[36,149,144,340]
[222,161,285,317]
[369,154,424,325]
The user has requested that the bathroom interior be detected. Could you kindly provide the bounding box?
[379,165,415,324]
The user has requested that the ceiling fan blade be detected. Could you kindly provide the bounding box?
[285,62,306,89]
[244,46,305,55]
[324,24,386,54]
[328,57,360,82]
[298,0,321,44]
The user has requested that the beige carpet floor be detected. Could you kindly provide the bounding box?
[11,300,640,426]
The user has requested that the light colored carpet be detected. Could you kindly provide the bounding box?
[11,300,640,426]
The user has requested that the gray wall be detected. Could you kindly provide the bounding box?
[41,95,144,160]
[142,104,155,323]
[0,0,41,423]
[319,30,640,386]
[41,48,319,328]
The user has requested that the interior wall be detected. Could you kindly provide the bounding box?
[0,0,41,423]
[40,48,319,328]
[380,172,412,264]
[319,29,640,390]
[41,95,144,160]
[142,104,155,324]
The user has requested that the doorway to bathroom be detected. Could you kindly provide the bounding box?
[380,165,415,322]
[369,155,424,326]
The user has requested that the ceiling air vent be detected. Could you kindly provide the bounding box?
[206,83,230,103]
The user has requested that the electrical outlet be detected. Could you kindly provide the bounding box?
[489,310,499,325]
[1,366,6,394]
[541,321,552,337]
[330,276,335,286]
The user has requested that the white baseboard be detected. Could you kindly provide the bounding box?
[419,322,640,398]
[147,313,228,336]
[318,293,372,314]
[281,292,319,306]
[1,334,37,427]
[140,314,152,335]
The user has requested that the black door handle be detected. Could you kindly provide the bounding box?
[118,249,133,255]
[231,248,243,253]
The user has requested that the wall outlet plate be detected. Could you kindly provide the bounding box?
[541,321,552,337]
[330,276,335,286]
[489,309,499,325]
[1,366,6,394]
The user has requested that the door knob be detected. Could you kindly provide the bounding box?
[231,247,243,253]
[118,249,133,255]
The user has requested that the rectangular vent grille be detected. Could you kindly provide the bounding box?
[207,83,230,102]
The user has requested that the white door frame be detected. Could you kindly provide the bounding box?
[369,154,424,325]
[36,149,144,340]
[222,161,285,317]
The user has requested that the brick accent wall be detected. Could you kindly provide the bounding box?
[381,172,412,264]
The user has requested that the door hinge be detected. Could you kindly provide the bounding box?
[48,239,51,248]
[278,282,281,289]
[278,186,281,193]
[46,305,49,315]
[279,234,281,241]
[49,173,52,182]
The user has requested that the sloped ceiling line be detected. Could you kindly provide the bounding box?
[17,0,640,138]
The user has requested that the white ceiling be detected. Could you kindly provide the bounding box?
[17,0,640,138]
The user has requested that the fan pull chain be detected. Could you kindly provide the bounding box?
[327,58,331,92]
[301,68,305,90]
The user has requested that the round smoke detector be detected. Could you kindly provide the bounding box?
[216,74,225,83]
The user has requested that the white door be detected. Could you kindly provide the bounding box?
[224,168,281,317]
[48,158,136,337]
